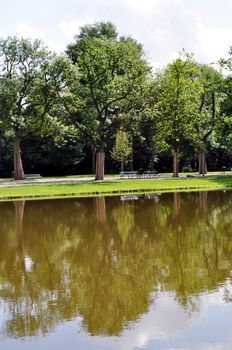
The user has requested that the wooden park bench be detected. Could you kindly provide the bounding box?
[143,170,160,178]
[24,174,41,179]
[120,170,160,179]
[120,171,138,178]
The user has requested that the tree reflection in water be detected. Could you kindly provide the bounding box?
[0,191,232,338]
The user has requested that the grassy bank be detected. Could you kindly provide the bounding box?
[0,176,232,201]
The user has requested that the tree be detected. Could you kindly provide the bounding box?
[111,129,132,171]
[68,22,117,54]
[156,53,202,176]
[218,49,232,160]
[67,22,119,175]
[0,37,49,179]
[67,22,151,180]
[194,64,223,175]
[134,77,167,171]
[0,37,78,179]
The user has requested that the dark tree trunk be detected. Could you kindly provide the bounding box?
[172,148,179,177]
[203,153,207,174]
[198,151,207,175]
[95,143,105,180]
[14,136,25,180]
[198,152,202,174]
[91,145,96,175]
[121,161,124,172]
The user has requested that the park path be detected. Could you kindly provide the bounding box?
[0,176,97,186]
[0,173,229,187]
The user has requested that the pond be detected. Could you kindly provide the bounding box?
[0,191,232,350]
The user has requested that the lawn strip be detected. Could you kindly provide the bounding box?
[0,176,232,201]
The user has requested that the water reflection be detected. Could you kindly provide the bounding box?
[0,191,232,349]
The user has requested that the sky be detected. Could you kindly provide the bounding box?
[0,0,232,69]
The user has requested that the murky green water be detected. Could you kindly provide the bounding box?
[0,191,232,349]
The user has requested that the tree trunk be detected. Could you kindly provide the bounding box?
[91,145,96,174]
[121,161,124,172]
[203,152,207,175]
[198,152,202,174]
[95,144,105,180]
[172,148,179,177]
[198,151,207,175]
[14,136,25,180]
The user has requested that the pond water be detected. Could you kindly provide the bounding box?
[0,191,232,350]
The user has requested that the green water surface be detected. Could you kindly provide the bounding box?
[0,191,232,349]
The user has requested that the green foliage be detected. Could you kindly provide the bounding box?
[111,129,132,165]
[67,22,118,62]
[156,53,203,151]
[67,24,151,149]
[0,37,51,138]
[0,38,79,140]
[22,135,85,175]
[218,50,232,154]
[193,64,223,151]
[0,23,231,176]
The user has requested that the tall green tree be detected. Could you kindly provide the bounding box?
[156,53,203,176]
[67,22,151,180]
[136,77,167,171]
[67,22,119,175]
[218,49,232,159]
[194,64,223,175]
[0,37,78,179]
[111,129,132,171]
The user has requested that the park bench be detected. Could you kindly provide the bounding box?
[120,171,138,178]
[120,170,159,179]
[24,174,41,179]
[143,170,159,178]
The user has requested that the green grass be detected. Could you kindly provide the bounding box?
[0,176,232,201]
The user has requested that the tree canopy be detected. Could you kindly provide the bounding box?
[0,22,231,178]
